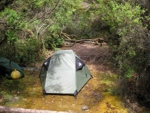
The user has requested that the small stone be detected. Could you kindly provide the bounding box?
[82,105,88,111]
[14,96,19,100]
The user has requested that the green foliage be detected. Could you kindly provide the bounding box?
[124,68,134,78]
[94,0,144,35]
[44,35,64,49]
[0,0,149,79]
[0,8,21,43]
[46,0,83,33]
[61,1,95,38]
[93,0,150,105]
[26,0,46,9]
[15,38,41,63]
[0,0,83,63]
[1,8,20,25]
[92,0,149,76]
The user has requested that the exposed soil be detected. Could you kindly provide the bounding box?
[62,43,112,71]
[0,43,139,113]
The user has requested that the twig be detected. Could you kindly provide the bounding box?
[48,0,61,15]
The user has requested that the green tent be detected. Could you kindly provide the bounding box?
[40,50,92,96]
[0,57,24,79]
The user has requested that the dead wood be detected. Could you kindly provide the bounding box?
[63,38,104,46]
[64,37,104,43]
[0,106,69,113]
[61,32,77,40]
[61,32,104,47]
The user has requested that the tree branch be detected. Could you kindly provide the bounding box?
[48,0,61,15]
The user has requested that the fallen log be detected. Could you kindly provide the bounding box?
[0,106,71,113]
[61,32,77,40]
[61,31,104,44]
[64,38,104,43]
[63,38,104,47]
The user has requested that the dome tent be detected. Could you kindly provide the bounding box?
[39,50,92,97]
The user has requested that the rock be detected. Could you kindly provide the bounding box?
[82,105,88,111]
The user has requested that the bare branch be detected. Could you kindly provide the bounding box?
[48,0,61,15]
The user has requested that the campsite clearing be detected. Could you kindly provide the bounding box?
[0,43,149,113]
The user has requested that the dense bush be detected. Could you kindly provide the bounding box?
[0,0,83,63]
[92,0,149,75]
[92,0,150,104]
[44,35,64,50]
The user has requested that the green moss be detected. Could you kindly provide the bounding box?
[0,70,148,112]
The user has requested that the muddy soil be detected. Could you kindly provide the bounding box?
[62,43,112,71]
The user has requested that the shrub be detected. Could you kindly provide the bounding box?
[44,35,64,50]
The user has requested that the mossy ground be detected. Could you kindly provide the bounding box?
[0,43,149,113]
[0,70,128,113]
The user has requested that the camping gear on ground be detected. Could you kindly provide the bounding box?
[0,57,24,79]
[39,50,92,97]
[11,69,21,79]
